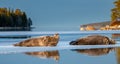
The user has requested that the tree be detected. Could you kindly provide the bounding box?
[0,8,32,28]
[27,18,32,27]
[21,12,27,27]
[111,0,120,22]
[15,9,22,15]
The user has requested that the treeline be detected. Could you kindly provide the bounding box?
[111,0,120,21]
[0,8,32,27]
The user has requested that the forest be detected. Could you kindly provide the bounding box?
[0,8,32,27]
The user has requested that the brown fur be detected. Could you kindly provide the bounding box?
[14,33,59,47]
[25,51,59,61]
[70,35,115,45]
[73,48,114,56]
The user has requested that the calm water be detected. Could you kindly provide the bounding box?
[0,31,120,64]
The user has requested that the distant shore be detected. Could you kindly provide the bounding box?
[0,27,34,31]
[80,21,110,30]
[0,8,32,31]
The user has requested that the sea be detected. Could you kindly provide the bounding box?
[0,30,120,64]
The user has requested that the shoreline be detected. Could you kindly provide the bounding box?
[80,21,110,30]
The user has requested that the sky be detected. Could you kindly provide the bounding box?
[0,0,115,31]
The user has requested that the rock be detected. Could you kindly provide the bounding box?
[80,25,96,31]
[72,48,113,56]
[85,26,96,31]
[100,25,120,30]
[14,33,59,47]
[110,20,120,26]
[80,21,110,30]
[25,51,59,61]
[70,35,115,45]
[80,27,85,31]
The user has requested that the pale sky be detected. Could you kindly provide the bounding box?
[0,0,115,31]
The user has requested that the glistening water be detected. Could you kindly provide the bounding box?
[0,31,120,64]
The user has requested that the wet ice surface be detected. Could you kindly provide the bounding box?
[0,31,120,64]
[0,31,120,54]
[0,30,120,36]
[0,41,120,54]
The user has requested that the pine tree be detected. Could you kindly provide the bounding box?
[0,8,32,28]
[21,12,27,27]
[111,0,120,22]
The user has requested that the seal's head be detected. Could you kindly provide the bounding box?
[54,33,59,36]
[109,39,116,44]
[70,41,77,45]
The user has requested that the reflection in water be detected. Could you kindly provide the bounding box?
[112,34,120,39]
[25,51,59,61]
[112,33,120,64]
[72,48,114,56]
[116,48,120,64]
[0,35,31,39]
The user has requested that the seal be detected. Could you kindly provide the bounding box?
[70,35,115,45]
[14,33,59,47]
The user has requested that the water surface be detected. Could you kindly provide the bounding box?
[0,31,120,64]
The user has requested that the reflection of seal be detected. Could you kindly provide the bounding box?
[25,51,59,61]
[70,35,115,45]
[72,48,114,56]
[14,33,59,47]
